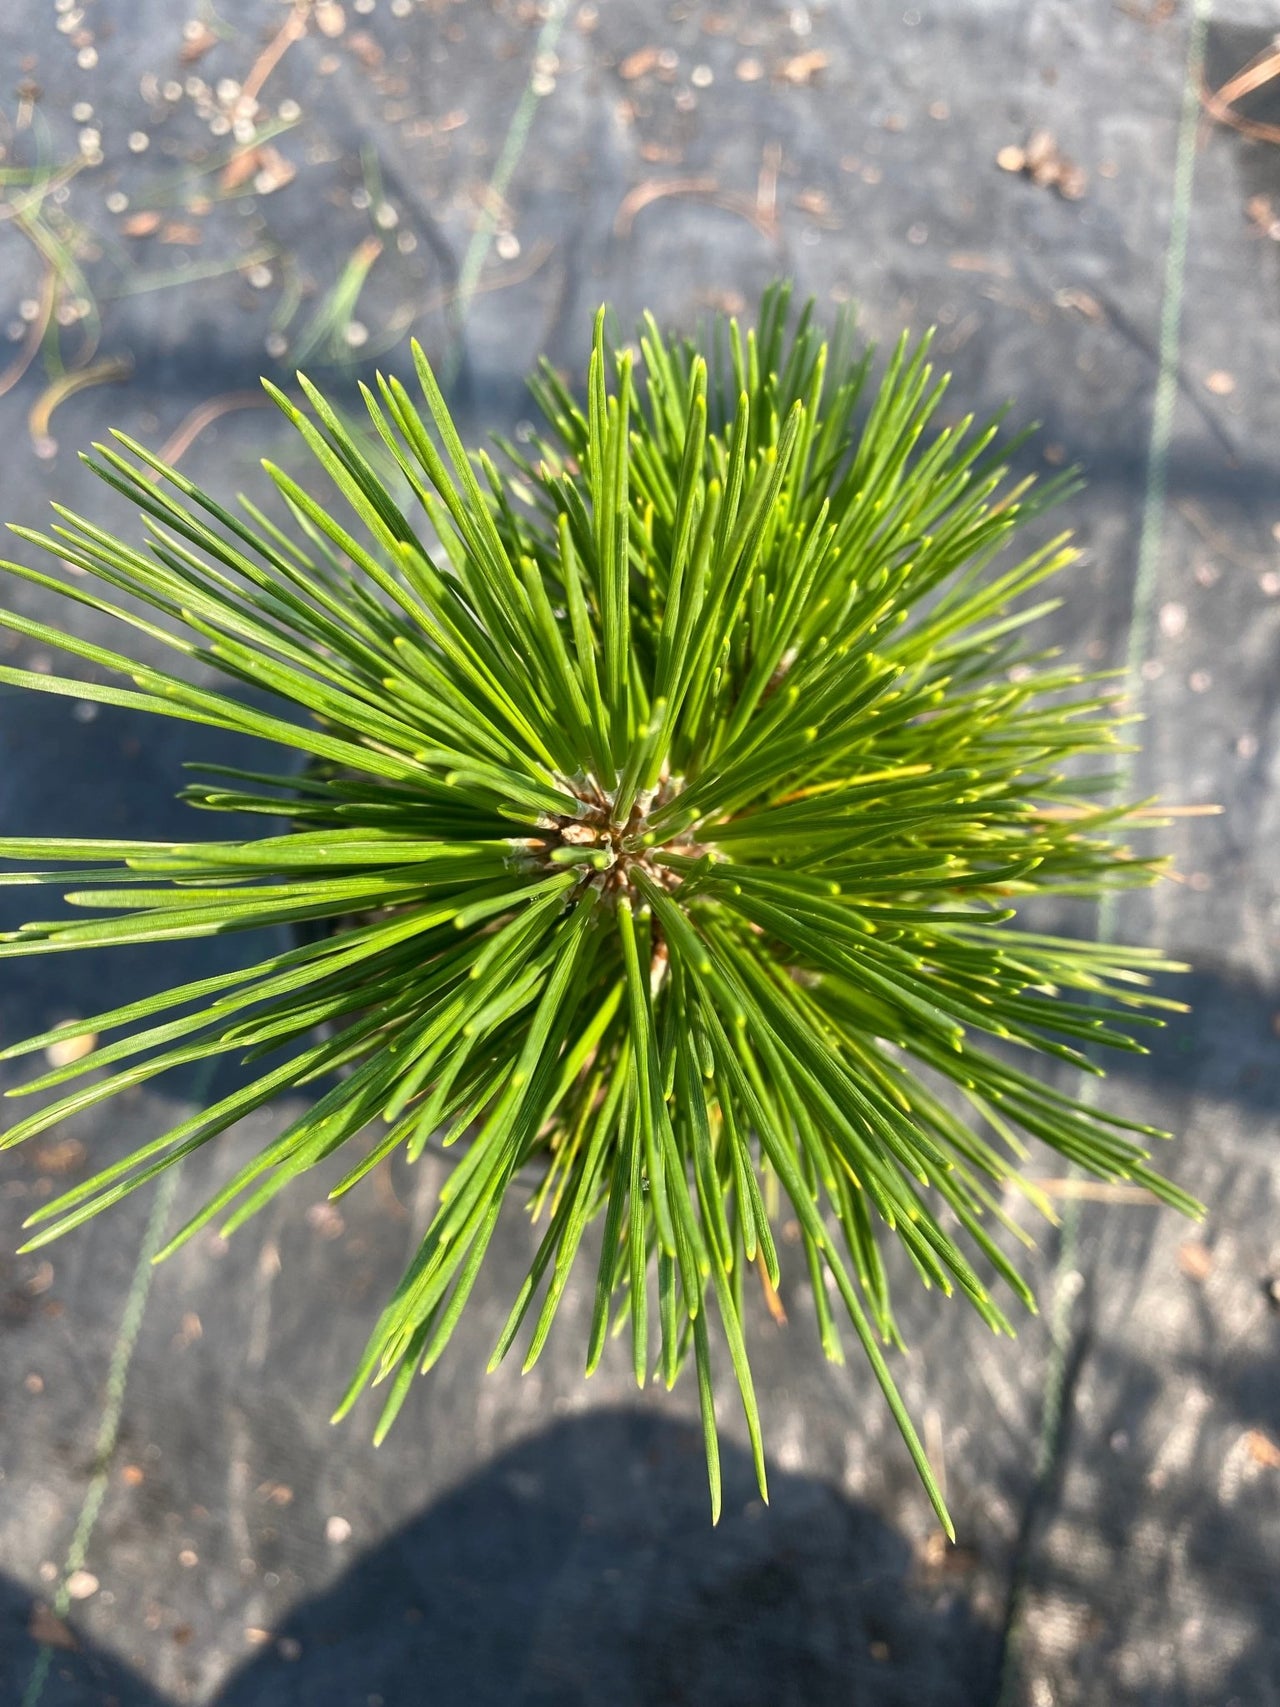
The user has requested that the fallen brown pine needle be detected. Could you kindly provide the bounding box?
[0,262,55,398]
[614,176,777,239]
[28,356,133,454]
[241,2,311,110]
[155,391,274,471]
[1199,44,1280,146]
[757,1251,787,1325]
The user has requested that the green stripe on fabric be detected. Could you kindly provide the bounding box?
[442,0,570,385]
[22,1061,217,1707]
[995,2,1213,1699]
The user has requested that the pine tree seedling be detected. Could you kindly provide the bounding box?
[0,286,1200,1531]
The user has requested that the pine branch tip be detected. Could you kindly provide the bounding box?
[0,281,1198,1530]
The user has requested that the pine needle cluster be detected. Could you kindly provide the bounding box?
[0,287,1197,1529]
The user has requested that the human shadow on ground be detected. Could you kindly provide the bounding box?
[2,1409,997,1707]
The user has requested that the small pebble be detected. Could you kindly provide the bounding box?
[1157,601,1187,639]
[307,1201,346,1236]
[315,2,345,37]
[1176,1241,1213,1281]
[325,1515,352,1544]
[66,1570,99,1601]
[1245,1428,1280,1469]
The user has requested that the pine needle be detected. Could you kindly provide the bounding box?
[0,284,1201,1531]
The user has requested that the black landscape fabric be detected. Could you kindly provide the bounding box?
[1,3,1277,1704]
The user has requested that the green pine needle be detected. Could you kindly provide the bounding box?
[0,285,1201,1534]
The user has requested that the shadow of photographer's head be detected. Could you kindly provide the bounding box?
[4,1409,993,1707]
